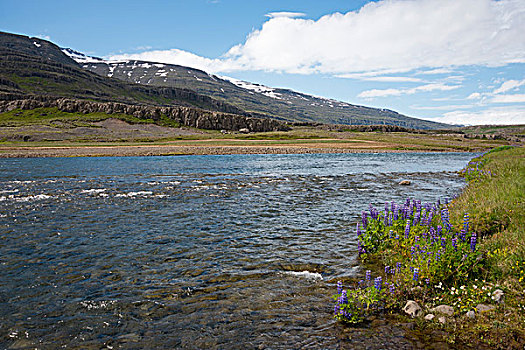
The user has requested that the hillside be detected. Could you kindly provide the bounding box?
[0,32,247,116]
[67,52,450,129]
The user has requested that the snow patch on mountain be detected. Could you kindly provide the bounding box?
[219,76,282,99]
[61,48,105,64]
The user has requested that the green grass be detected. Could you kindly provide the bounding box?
[450,146,525,276]
[0,107,157,126]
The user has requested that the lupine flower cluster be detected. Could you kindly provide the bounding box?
[333,197,485,324]
[459,159,493,182]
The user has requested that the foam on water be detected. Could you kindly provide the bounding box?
[284,271,323,280]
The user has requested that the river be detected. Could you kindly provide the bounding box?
[0,152,474,349]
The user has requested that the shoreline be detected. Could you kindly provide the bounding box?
[0,143,475,158]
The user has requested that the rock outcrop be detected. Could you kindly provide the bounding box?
[0,97,290,132]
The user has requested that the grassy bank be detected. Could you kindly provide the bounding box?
[334,146,524,348]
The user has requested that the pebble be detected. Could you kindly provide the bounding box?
[424,313,435,321]
[466,310,475,319]
[399,180,411,186]
[476,304,495,313]
[403,300,422,318]
[431,305,454,316]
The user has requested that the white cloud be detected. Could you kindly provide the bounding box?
[416,68,455,75]
[431,107,525,125]
[467,92,482,100]
[410,104,474,111]
[493,79,525,94]
[108,0,525,75]
[36,34,51,41]
[336,74,423,82]
[266,12,305,19]
[358,83,460,98]
[490,94,525,103]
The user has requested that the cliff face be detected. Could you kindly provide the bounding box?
[0,97,289,132]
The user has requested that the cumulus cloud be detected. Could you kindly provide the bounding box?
[490,94,525,103]
[266,12,305,19]
[493,79,525,94]
[358,83,460,98]
[432,107,525,125]
[108,0,525,75]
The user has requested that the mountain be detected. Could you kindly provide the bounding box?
[0,31,450,129]
[69,53,450,129]
[0,32,247,115]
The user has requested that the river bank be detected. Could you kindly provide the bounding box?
[335,146,524,348]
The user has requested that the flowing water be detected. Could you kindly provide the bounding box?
[0,152,475,349]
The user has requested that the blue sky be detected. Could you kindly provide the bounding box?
[1,0,524,125]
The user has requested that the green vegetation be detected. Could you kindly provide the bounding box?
[334,146,525,348]
[0,107,156,126]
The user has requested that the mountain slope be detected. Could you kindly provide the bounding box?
[0,32,247,116]
[71,53,450,129]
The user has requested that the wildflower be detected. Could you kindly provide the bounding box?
[389,283,395,294]
[340,290,348,304]
[361,211,368,228]
[413,268,419,281]
[356,223,362,237]
[365,270,371,281]
[452,237,457,251]
[404,220,411,239]
[470,233,477,252]
[374,276,382,291]
[385,266,390,274]
[337,281,343,294]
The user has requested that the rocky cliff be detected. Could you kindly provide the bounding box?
[0,96,289,132]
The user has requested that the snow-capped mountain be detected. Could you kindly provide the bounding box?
[61,47,449,128]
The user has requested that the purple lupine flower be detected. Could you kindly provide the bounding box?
[437,225,442,236]
[410,246,416,256]
[385,265,390,274]
[334,304,340,315]
[389,283,395,294]
[337,281,343,294]
[341,290,348,304]
[393,204,399,221]
[374,276,382,291]
[404,220,411,239]
[358,241,366,256]
[413,211,420,226]
[425,278,430,285]
[356,223,362,236]
[441,237,446,248]
[413,268,419,281]
[463,213,469,234]
[385,202,389,214]
[396,262,401,272]
[460,229,467,242]
[452,237,458,251]
[415,236,420,244]
[391,200,395,213]
[470,233,477,252]
[365,270,371,281]
[362,211,368,228]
